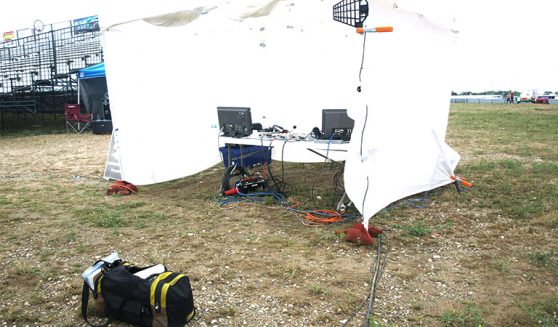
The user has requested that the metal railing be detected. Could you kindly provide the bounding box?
[1,21,102,114]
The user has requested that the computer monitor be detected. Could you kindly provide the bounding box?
[217,107,253,138]
[322,109,354,141]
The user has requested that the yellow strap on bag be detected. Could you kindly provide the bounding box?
[161,274,185,309]
[97,275,103,294]
[150,272,173,307]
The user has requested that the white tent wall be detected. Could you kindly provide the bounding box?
[101,0,361,185]
[344,0,460,226]
[100,0,461,224]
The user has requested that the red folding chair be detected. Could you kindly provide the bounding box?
[65,104,92,134]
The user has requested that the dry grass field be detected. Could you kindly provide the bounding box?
[0,103,557,326]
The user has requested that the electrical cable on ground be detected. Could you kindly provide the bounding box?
[341,233,388,327]
[365,234,383,327]
[217,190,360,225]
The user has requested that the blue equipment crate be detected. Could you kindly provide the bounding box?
[220,145,272,168]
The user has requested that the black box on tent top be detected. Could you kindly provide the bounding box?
[219,145,272,168]
[91,120,113,134]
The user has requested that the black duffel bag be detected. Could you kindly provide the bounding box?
[82,260,195,327]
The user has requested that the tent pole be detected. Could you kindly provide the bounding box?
[77,80,80,104]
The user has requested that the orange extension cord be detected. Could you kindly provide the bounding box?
[305,209,344,224]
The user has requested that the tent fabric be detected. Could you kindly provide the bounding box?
[344,1,460,226]
[99,0,460,224]
[143,8,206,27]
[100,0,359,185]
[78,63,106,80]
[79,77,109,120]
[78,63,109,119]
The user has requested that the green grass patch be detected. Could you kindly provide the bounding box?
[440,301,487,327]
[528,250,555,268]
[9,259,39,276]
[401,221,432,237]
[65,230,78,242]
[396,220,453,237]
[132,211,169,228]
[532,161,558,175]
[308,284,331,297]
[0,195,9,206]
[450,105,558,220]
[449,105,558,146]
[518,295,558,327]
[76,201,169,229]
[490,257,513,274]
[78,207,126,228]
[458,158,557,219]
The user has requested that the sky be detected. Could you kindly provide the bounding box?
[1,0,556,93]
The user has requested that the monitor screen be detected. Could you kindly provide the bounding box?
[217,107,253,138]
[322,109,354,141]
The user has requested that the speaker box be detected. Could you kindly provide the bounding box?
[91,120,113,134]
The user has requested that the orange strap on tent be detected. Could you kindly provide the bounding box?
[451,175,472,188]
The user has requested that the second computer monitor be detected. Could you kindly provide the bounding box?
[322,109,354,141]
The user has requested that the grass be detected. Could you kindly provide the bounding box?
[65,230,78,242]
[0,103,557,326]
[528,250,555,268]
[517,295,558,327]
[490,257,513,274]
[450,104,558,220]
[76,202,169,229]
[440,302,487,327]
[77,207,126,228]
[308,284,331,297]
[399,220,432,237]
[395,220,454,237]
[458,158,557,219]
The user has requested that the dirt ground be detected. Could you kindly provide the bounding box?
[0,119,556,326]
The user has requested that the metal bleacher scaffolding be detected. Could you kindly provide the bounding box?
[0,17,103,122]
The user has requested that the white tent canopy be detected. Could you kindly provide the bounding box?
[99,0,460,223]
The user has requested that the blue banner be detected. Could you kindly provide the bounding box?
[73,16,99,34]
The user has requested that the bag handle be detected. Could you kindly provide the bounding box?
[81,277,140,327]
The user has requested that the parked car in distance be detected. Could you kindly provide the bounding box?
[535,96,550,104]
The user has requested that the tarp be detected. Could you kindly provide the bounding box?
[78,63,110,120]
[78,62,106,80]
[99,0,460,223]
